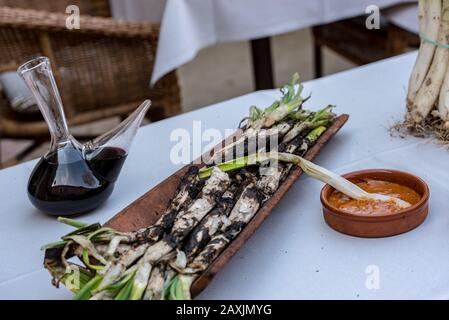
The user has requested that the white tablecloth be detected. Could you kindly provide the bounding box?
[111,0,416,85]
[1,52,449,299]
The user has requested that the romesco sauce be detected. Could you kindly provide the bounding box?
[328,179,421,216]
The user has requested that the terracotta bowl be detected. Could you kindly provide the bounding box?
[320,169,429,238]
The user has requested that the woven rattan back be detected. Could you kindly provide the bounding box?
[0,6,181,124]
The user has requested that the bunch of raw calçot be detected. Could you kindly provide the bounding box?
[406,0,449,138]
[42,74,336,300]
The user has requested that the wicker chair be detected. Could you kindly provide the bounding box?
[0,5,181,167]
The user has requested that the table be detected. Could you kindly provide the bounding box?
[2,52,449,299]
[110,0,415,87]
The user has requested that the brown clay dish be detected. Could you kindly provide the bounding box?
[320,169,429,238]
[105,114,349,297]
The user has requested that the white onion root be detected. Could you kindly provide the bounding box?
[407,0,442,108]
[411,0,449,123]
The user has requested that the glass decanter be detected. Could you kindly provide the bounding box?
[18,57,151,216]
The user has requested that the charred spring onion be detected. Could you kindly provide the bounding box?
[42,73,341,300]
[208,73,307,164]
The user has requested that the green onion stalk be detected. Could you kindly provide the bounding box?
[42,217,126,287]
[202,106,334,178]
[215,107,333,165]
[209,73,309,164]
[282,105,335,143]
[88,168,231,300]
[164,127,330,300]
[200,152,411,208]
[42,166,204,298]
[248,73,308,130]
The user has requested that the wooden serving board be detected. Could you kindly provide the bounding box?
[105,114,349,298]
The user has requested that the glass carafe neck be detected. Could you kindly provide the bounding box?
[18,57,71,146]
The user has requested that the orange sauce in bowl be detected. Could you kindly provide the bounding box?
[328,178,421,216]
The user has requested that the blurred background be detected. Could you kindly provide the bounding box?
[0,0,418,167]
